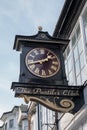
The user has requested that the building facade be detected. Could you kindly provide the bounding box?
[53,0,87,130]
[28,0,87,130]
[5,0,87,130]
[0,105,28,130]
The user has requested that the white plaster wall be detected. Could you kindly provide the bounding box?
[6,114,18,130]
[31,113,38,130]
[59,113,74,130]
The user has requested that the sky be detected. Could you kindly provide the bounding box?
[0,0,65,125]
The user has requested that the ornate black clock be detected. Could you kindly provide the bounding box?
[13,30,69,85]
[12,30,85,113]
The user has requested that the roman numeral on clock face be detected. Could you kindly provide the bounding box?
[34,50,39,55]
[29,54,35,58]
[29,64,35,70]
[48,69,52,75]
[40,49,45,54]
[52,61,59,65]
[51,65,57,71]
[42,69,46,76]
[34,68,40,74]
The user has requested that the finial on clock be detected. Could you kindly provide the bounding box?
[38,26,43,31]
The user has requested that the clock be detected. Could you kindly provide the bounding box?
[25,48,60,78]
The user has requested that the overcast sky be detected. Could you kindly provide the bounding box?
[0,0,65,125]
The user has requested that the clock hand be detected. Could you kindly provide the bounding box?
[28,55,56,65]
[28,58,48,65]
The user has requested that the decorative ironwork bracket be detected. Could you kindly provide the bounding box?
[11,82,84,113]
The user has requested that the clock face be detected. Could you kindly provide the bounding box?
[25,48,60,78]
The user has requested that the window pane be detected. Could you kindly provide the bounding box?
[63,52,67,60]
[9,119,14,128]
[75,60,80,76]
[67,56,72,72]
[66,45,70,56]
[85,25,87,42]
[74,46,78,62]
[76,75,81,85]
[72,34,76,47]
[76,24,80,39]
[78,37,83,54]
[81,67,87,84]
[83,8,87,42]
[80,52,85,69]
[68,71,74,85]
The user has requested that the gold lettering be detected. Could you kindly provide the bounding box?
[63,90,79,96]
[33,88,41,94]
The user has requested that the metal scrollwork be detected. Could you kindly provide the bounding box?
[60,99,74,109]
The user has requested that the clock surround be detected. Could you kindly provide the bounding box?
[13,31,69,85]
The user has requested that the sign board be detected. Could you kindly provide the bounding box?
[11,82,84,113]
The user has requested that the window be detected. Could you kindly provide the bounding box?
[72,34,76,46]
[66,45,70,56]
[71,23,86,85]
[41,106,55,130]
[74,45,78,62]
[83,7,87,42]
[80,52,85,69]
[76,24,80,39]
[9,119,14,128]
[39,105,42,130]
[64,22,86,85]
[72,24,81,47]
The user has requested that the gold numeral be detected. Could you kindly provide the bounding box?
[40,49,45,54]
[48,69,52,75]
[51,65,57,71]
[34,68,40,74]
[27,60,33,64]
[42,69,46,76]
[29,64,35,70]
[29,54,35,58]
[34,50,39,55]
[52,61,58,65]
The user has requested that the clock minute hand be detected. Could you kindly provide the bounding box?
[28,55,55,65]
[28,58,48,65]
